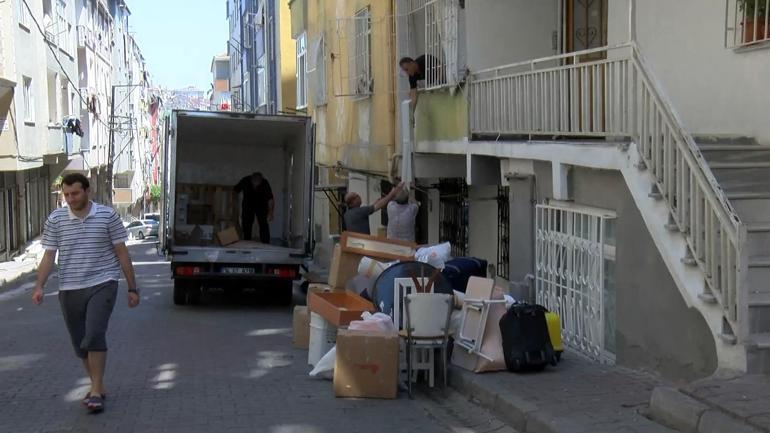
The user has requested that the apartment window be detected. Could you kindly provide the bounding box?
[725,0,770,48]
[23,77,35,123]
[296,32,307,108]
[257,56,267,108]
[18,0,31,29]
[215,61,229,80]
[56,0,67,49]
[350,7,372,97]
[404,0,459,89]
[535,204,616,363]
[47,72,61,124]
[60,80,70,118]
[308,33,327,106]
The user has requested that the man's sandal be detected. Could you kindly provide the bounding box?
[81,393,106,406]
[85,394,105,413]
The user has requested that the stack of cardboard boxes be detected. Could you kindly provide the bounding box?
[175,183,240,246]
[292,232,417,399]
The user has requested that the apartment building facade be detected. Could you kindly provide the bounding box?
[0,0,80,261]
[398,0,770,378]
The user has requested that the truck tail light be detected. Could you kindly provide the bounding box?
[267,266,297,279]
[175,266,200,276]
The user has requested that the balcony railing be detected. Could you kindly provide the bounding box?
[469,43,749,339]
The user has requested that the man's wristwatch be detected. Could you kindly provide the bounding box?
[128,288,139,295]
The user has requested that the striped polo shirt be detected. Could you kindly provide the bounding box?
[41,202,128,291]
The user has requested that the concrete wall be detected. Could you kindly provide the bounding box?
[304,0,395,175]
[465,0,557,71]
[608,0,770,144]
[414,89,467,143]
[528,162,718,381]
[468,184,498,271]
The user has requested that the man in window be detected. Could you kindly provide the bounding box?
[399,55,443,107]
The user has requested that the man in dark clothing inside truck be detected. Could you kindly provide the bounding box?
[234,172,274,243]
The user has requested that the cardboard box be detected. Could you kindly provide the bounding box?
[308,291,375,327]
[293,306,310,349]
[216,226,240,246]
[307,283,333,305]
[328,244,364,290]
[334,329,399,399]
[339,231,416,261]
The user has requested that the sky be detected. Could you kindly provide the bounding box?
[127,0,229,91]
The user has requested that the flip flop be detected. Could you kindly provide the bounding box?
[86,394,105,413]
[82,393,106,407]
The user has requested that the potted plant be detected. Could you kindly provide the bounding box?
[739,0,768,43]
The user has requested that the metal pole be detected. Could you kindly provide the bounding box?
[106,84,116,206]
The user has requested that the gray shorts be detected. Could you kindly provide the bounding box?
[58,280,118,359]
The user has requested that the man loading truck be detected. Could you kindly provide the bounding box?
[234,172,274,243]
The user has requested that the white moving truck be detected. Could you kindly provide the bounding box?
[160,110,314,305]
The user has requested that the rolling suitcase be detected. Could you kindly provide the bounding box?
[499,303,557,372]
[441,257,487,293]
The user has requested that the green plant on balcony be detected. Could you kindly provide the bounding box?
[738,0,768,43]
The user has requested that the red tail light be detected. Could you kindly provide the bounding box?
[175,266,201,276]
[267,266,297,279]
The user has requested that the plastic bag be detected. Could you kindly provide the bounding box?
[309,346,336,380]
[415,242,452,269]
[348,312,397,332]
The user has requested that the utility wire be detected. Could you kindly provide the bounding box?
[22,0,111,132]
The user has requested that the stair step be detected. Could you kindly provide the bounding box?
[710,162,770,169]
[748,333,770,349]
[699,145,770,151]
[750,292,770,307]
[727,192,770,200]
[693,134,758,146]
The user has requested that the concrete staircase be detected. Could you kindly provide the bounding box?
[697,135,770,373]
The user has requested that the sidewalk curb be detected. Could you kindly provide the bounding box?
[448,367,537,432]
[649,386,767,433]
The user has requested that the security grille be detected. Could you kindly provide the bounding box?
[439,178,468,257]
[535,204,615,362]
[350,7,372,97]
[497,186,510,279]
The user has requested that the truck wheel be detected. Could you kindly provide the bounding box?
[173,280,188,305]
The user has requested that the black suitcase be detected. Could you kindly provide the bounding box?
[499,303,558,372]
[441,257,487,293]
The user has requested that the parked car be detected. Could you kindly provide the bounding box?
[125,219,158,239]
[143,212,160,222]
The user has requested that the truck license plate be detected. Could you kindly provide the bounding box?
[222,267,255,274]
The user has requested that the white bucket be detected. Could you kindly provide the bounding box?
[308,312,338,367]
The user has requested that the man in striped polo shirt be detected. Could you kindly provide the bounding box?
[32,173,140,413]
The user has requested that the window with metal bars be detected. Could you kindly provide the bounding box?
[350,6,372,96]
[438,178,468,257]
[725,0,770,48]
[497,186,510,279]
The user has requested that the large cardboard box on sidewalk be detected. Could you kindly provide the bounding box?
[292,306,310,349]
[334,329,399,399]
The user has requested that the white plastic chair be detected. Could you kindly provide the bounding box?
[401,293,453,398]
[392,277,429,330]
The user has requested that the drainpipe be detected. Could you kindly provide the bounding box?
[628,0,637,43]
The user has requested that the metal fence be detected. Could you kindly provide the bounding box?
[439,178,468,257]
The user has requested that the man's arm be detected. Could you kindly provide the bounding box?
[114,242,140,308]
[32,250,56,305]
[234,177,246,193]
[409,88,418,108]
[372,181,405,211]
